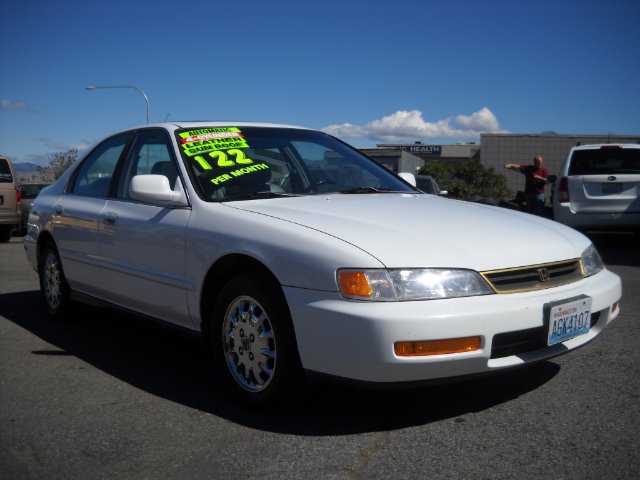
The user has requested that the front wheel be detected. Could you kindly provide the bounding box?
[212,274,302,408]
[0,226,12,242]
[39,242,71,318]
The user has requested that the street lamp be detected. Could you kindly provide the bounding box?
[85,84,150,124]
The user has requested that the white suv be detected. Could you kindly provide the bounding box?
[553,144,640,231]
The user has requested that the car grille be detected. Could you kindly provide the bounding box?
[481,259,583,293]
[490,311,601,359]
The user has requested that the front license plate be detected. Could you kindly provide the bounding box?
[547,296,592,346]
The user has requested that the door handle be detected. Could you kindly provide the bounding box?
[102,212,117,225]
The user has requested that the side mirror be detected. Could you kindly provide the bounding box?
[397,172,417,187]
[439,190,448,196]
[129,175,188,207]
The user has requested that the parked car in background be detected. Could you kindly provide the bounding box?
[553,144,640,231]
[0,155,21,242]
[414,174,447,195]
[25,122,621,407]
[19,183,51,234]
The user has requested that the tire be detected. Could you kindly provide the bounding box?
[212,274,302,408]
[39,242,71,318]
[0,226,12,242]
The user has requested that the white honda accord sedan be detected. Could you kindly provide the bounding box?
[24,122,621,406]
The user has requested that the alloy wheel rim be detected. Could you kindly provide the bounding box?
[222,296,277,392]
[44,253,62,311]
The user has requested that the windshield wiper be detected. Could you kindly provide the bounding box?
[338,186,402,194]
[221,191,300,202]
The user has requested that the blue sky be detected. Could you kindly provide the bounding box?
[1,0,639,165]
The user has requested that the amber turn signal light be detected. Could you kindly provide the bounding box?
[338,271,373,298]
[394,336,482,356]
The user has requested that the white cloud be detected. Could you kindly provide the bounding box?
[38,136,92,153]
[1,99,35,112]
[322,107,508,143]
[71,142,93,152]
[455,107,501,131]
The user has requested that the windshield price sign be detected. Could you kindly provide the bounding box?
[547,296,592,346]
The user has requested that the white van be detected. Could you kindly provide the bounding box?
[0,155,21,241]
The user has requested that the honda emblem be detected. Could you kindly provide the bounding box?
[538,267,550,282]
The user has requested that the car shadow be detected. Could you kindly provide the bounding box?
[1,290,559,435]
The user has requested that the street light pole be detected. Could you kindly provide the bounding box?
[85,85,150,124]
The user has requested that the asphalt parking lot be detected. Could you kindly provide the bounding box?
[1,233,639,480]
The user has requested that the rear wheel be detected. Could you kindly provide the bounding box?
[39,242,71,318]
[212,274,302,408]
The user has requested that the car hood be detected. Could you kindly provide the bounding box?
[227,194,589,271]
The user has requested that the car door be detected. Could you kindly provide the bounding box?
[99,129,194,328]
[52,132,132,296]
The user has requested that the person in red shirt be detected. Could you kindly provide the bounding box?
[504,155,549,216]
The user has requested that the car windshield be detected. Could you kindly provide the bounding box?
[568,147,640,175]
[174,126,414,201]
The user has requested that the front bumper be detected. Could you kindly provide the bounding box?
[0,213,21,227]
[284,268,621,383]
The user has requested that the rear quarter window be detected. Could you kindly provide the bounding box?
[568,148,640,175]
[0,158,14,182]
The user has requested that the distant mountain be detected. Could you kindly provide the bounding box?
[13,162,41,173]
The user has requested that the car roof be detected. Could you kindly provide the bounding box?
[100,122,315,140]
[570,143,640,151]
[119,121,310,132]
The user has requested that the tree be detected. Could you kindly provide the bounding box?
[417,159,512,201]
[39,148,78,180]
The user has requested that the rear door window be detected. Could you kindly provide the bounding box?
[69,133,132,197]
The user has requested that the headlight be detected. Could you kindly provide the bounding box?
[581,244,604,277]
[337,268,494,301]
